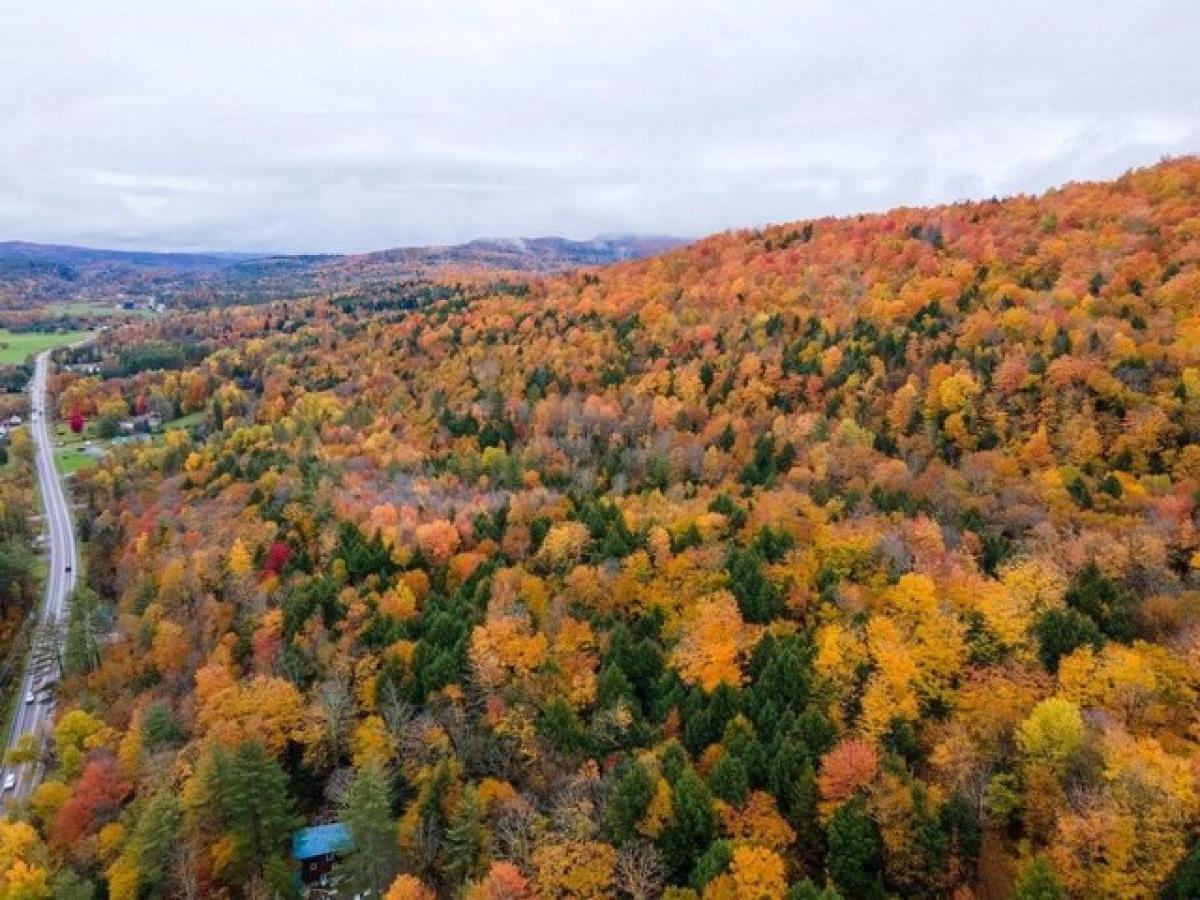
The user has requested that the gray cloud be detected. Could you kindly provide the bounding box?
[1,0,1197,252]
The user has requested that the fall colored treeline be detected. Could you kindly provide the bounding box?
[6,158,1200,898]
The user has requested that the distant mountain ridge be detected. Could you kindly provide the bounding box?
[0,241,267,269]
[0,234,685,308]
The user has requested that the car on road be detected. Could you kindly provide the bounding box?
[65,564,71,572]
[2,773,15,792]
[24,690,35,705]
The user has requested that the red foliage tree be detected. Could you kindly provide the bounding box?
[472,861,533,899]
[817,739,879,804]
[51,755,131,851]
[261,540,292,578]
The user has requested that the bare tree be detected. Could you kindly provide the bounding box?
[172,839,203,900]
[323,764,354,809]
[493,799,542,867]
[614,840,665,900]
[378,677,415,737]
[303,677,354,771]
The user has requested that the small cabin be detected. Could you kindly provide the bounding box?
[292,822,353,893]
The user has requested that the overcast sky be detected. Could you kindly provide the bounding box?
[1,0,1198,253]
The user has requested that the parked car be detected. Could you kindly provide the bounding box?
[3,773,15,792]
[24,690,35,705]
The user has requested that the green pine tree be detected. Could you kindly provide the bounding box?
[660,767,716,882]
[442,785,486,886]
[203,742,300,893]
[133,790,182,898]
[338,763,399,896]
[605,760,655,844]
[709,753,748,806]
[827,796,883,899]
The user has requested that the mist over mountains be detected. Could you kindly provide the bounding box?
[0,234,684,308]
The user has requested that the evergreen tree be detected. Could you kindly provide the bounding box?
[827,796,883,899]
[659,767,716,882]
[133,790,182,898]
[538,696,588,754]
[744,634,814,740]
[1164,844,1200,900]
[786,879,843,900]
[709,754,749,806]
[1034,607,1103,671]
[659,740,688,784]
[689,839,733,891]
[442,786,486,887]
[141,701,183,750]
[605,760,655,844]
[790,759,823,872]
[1063,562,1136,642]
[49,870,95,900]
[203,742,300,893]
[338,763,399,896]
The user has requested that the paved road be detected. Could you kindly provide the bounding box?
[2,350,76,804]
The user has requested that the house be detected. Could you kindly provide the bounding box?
[292,822,353,893]
[121,413,163,435]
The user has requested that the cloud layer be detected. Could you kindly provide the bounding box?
[2,0,1197,252]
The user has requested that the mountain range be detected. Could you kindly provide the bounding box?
[0,234,684,308]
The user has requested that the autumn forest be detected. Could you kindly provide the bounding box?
[4,158,1200,899]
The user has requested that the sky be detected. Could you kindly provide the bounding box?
[1,0,1198,254]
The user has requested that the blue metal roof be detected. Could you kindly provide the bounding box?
[292,822,353,860]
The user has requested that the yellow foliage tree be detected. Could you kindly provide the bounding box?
[727,845,787,899]
[0,818,51,899]
[670,591,747,690]
[383,874,437,900]
[532,840,617,899]
[1018,697,1084,767]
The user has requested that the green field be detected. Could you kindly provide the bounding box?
[51,411,205,477]
[166,411,205,429]
[49,302,155,319]
[0,329,93,364]
[55,445,101,476]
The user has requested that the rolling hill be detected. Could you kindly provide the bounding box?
[13,156,1200,899]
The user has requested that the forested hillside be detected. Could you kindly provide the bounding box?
[8,158,1200,899]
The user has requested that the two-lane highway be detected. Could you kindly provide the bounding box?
[2,350,77,805]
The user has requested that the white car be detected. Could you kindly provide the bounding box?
[2,773,15,792]
[24,690,34,705]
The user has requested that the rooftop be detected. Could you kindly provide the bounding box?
[292,822,352,861]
